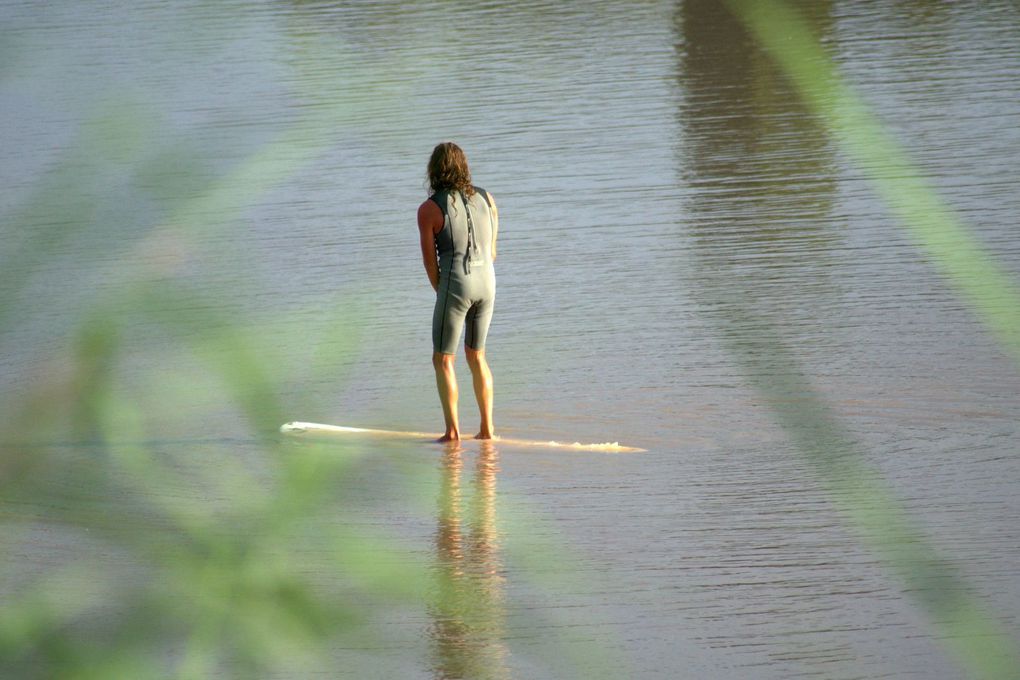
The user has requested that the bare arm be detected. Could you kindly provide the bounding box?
[418,199,443,292]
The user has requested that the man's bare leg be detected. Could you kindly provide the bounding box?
[433,352,460,441]
[465,346,494,439]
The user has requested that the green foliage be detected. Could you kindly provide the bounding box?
[0,75,620,680]
[717,1,1020,678]
[0,51,448,676]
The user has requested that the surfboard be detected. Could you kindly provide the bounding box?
[280,421,645,453]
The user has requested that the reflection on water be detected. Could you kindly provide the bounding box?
[429,442,508,680]
[679,0,841,328]
[673,1,1020,676]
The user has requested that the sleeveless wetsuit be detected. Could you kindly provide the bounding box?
[430,186,496,355]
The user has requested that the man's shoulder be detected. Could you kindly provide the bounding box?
[473,186,494,206]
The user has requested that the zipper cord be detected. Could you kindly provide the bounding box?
[459,190,479,275]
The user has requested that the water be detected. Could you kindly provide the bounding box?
[2,1,1019,678]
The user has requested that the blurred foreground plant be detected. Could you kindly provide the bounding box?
[713,1,1020,678]
[0,20,424,675]
[0,10,625,679]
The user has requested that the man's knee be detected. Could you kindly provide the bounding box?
[465,347,485,367]
[433,351,455,370]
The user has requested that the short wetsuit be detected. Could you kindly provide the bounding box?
[430,186,496,355]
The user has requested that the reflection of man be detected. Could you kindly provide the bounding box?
[429,441,508,680]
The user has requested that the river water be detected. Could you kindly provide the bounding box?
[2,1,1019,678]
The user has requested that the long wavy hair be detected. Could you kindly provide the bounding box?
[426,142,475,197]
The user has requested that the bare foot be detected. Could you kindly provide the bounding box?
[474,430,495,440]
[438,431,460,442]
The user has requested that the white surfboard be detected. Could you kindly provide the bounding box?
[280,421,645,453]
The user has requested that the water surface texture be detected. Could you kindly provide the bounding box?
[2,1,1019,678]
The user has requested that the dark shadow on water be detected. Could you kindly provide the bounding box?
[677,0,840,313]
[675,1,1020,678]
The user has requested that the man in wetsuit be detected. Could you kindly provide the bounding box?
[417,142,499,442]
